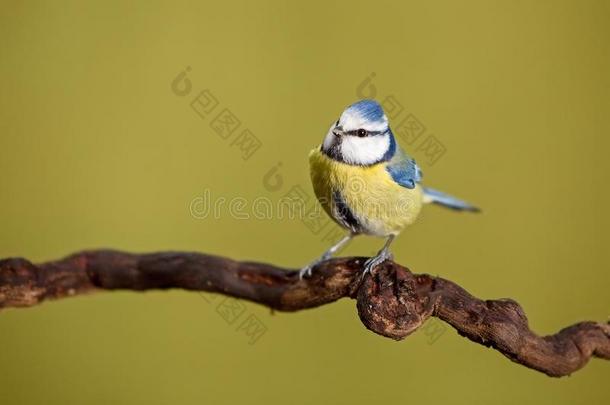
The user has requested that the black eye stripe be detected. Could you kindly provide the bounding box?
[345,129,386,137]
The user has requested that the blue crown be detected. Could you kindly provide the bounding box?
[344,99,385,122]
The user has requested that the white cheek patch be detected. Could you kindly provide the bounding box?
[340,134,390,165]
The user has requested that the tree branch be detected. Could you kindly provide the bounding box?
[0,250,608,377]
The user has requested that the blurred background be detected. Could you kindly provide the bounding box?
[1,0,609,403]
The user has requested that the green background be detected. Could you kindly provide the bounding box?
[1,0,609,403]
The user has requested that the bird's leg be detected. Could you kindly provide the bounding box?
[363,235,396,275]
[299,233,355,279]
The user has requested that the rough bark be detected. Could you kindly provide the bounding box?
[1,250,608,377]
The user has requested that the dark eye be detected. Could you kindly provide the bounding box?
[357,128,368,137]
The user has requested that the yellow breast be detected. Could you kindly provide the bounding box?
[309,147,423,236]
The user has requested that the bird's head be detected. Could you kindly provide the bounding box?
[321,99,395,165]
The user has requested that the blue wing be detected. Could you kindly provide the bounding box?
[386,146,422,189]
[385,145,480,211]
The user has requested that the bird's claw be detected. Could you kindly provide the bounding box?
[299,254,332,279]
[362,250,393,276]
[298,265,313,280]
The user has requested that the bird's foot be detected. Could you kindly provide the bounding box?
[362,249,393,276]
[298,254,331,279]
[298,265,314,279]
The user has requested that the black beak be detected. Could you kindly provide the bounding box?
[333,126,344,137]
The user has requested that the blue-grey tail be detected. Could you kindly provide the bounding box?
[422,187,480,212]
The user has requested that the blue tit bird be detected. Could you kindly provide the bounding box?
[300,99,479,278]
